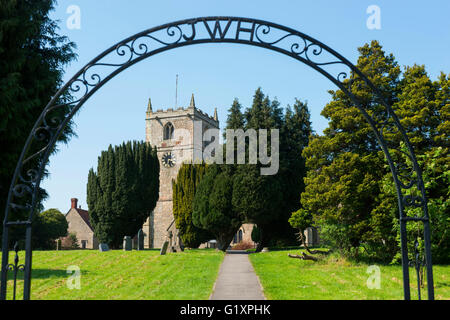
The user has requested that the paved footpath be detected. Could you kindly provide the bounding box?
[209,250,265,300]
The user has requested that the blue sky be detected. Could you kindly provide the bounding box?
[42,0,450,212]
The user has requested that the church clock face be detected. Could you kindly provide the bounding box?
[162,152,176,168]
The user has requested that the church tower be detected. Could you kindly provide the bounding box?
[143,95,219,248]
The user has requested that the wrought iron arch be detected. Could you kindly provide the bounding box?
[1,16,434,300]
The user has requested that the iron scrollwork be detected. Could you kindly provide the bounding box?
[1,16,433,300]
[409,239,426,300]
[4,242,25,300]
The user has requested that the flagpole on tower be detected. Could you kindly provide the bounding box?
[175,74,178,108]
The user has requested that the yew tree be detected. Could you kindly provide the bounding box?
[87,141,159,248]
[172,163,213,248]
[0,0,76,242]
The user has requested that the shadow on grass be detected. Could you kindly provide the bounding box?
[435,281,450,289]
[6,269,94,280]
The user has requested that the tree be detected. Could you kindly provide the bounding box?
[241,89,311,249]
[224,98,245,137]
[288,208,313,247]
[87,141,159,248]
[61,232,79,249]
[301,41,449,262]
[220,88,313,250]
[275,99,313,246]
[193,164,241,251]
[172,163,213,248]
[0,0,77,235]
[251,225,261,244]
[232,164,284,251]
[33,209,68,249]
[300,41,400,258]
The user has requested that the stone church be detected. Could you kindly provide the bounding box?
[141,95,317,249]
[142,94,224,248]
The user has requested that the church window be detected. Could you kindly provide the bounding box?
[164,122,174,140]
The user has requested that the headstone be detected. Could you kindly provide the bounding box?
[123,236,132,251]
[99,243,109,252]
[160,241,169,255]
[262,247,270,252]
[56,239,61,251]
[168,231,173,248]
[137,229,144,250]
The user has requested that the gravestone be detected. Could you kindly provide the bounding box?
[168,231,173,248]
[137,229,144,250]
[160,241,169,255]
[262,247,270,253]
[99,243,109,252]
[56,239,61,251]
[123,236,132,251]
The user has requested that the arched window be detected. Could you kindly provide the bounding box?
[238,229,243,242]
[163,122,174,140]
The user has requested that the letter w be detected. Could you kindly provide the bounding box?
[203,19,232,39]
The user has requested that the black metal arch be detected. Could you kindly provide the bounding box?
[1,16,434,300]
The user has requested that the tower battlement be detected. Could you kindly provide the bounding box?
[146,94,219,126]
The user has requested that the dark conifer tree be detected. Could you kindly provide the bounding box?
[225,98,245,131]
[172,163,213,248]
[193,164,241,251]
[87,141,159,248]
[0,0,76,237]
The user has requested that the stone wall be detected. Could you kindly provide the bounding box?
[144,102,219,248]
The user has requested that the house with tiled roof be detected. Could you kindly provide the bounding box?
[65,198,98,249]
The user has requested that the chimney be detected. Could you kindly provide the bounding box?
[71,198,78,209]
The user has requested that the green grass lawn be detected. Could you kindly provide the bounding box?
[2,249,224,300]
[249,248,450,300]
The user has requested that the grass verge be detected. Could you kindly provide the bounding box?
[2,248,224,300]
[248,248,450,300]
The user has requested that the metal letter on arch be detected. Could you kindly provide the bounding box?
[1,17,434,300]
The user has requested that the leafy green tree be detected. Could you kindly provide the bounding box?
[300,41,401,258]
[383,145,449,265]
[301,42,449,262]
[62,232,79,249]
[193,164,241,251]
[288,208,313,247]
[0,0,76,233]
[87,141,159,248]
[33,209,68,249]
[422,149,449,264]
[172,163,213,248]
